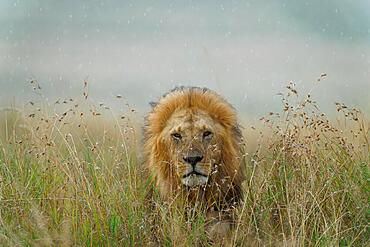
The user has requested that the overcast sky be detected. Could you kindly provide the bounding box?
[1,0,370,118]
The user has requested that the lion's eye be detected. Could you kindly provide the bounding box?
[171,133,182,140]
[203,131,213,139]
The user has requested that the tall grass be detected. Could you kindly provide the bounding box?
[0,80,368,246]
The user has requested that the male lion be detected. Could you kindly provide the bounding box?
[144,87,245,240]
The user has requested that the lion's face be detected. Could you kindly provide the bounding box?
[145,87,245,203]
[163,108,222,187]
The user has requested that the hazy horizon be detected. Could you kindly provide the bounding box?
[1,0,370,119]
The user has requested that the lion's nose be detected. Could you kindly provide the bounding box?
[183,155,203,167]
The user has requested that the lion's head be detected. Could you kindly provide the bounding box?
[144,87,245,206]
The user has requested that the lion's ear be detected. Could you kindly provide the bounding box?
[149,101,158,108]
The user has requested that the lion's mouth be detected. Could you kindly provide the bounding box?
[182,170,208,178]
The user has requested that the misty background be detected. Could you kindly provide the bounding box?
[1,0,370,119]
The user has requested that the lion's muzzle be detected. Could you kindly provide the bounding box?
[181,154,210,187]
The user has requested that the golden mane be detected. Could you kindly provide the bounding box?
[144,87,245,208]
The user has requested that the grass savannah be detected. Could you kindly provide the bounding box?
[0,78,369,246]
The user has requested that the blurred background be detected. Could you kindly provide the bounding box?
[1,0,370,119]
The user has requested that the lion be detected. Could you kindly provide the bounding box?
[144,86,245,240]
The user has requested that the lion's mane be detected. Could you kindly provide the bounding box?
[144,87,245,207]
